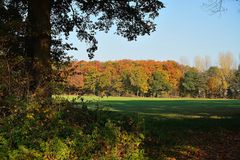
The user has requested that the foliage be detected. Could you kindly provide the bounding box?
[228,68,240,98]
[127,67,149,96]
[206,67,228,98]
[180,69,207,97]
[0,0,165,97]
[67,60,184,97]
[66,60,240,99]
[149,71,171,97]
[0,98,144,159]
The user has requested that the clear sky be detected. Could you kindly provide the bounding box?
[67,0,240,66]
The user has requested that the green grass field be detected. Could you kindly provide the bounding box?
[60,95,240,119]
[58,95,240,159]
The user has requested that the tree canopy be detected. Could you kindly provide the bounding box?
[0,0,165,96]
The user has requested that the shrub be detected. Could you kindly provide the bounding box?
[0,98,145,159]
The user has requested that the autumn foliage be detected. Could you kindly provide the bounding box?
[65,60,184,97]
[65,59,240,99]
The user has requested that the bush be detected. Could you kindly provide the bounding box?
[0,98,145,159]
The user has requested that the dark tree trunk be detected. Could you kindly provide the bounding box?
[26,0,52,97]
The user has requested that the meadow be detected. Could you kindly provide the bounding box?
[61,95,240,160]
[61,96,240,119]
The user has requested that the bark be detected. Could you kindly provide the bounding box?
[26,0,52,97]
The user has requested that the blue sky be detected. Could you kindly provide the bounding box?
[67,0,240,66]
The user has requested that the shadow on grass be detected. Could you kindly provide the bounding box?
[73,99,240,159]
[100,99,240,119]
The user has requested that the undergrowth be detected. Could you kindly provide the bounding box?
[0,97,145,160]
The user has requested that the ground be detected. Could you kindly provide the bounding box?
[59,96,240,160]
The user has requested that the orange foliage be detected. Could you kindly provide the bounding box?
[66,60,185,96]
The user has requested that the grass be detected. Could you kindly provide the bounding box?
[59,95,240,119]
[58,95,240,159]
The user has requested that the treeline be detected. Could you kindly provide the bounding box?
[65,58,240,99]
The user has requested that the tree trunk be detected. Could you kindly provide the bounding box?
[26,0,51,97]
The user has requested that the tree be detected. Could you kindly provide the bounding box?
[0,0,165,97]
[204,0,240,13]
[218,52,234,79]
[82,62,100,95]
[207,76,222,98]
[179,56,189,66]
[180,69,206,97]
[96,66,113,96]
[204,55,211,71]
[194,55,211,72]
[229,68,240,98]
[149,71,171,97]
[127,67,149,96]
[194,56,204,72]
[206,66,228,98]
[104,62,124,96]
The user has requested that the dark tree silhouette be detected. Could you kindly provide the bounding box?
[0,0,164,97]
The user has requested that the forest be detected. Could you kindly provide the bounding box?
[66,54,240,99]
